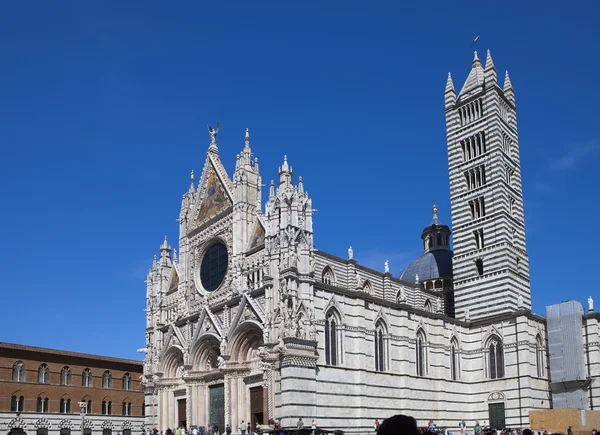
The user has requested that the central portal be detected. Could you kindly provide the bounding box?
[250,386,264,429]
[209,384,225,433]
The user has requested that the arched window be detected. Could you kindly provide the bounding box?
[416,329,427,376]
[322,267,335,285]
[488,336,505,379]
[12,361,26,382]
[362,280,373,294]
[59,397,71,413]
[424,299,432,312]
[87,400,92,414]
[11,395,24,412]
[374,321,387,372]
[102,370,112,388]
[122,401,128,416]
[101,399,112,415]
[38,364,50,384]
[60,366,72,385]
[450,337,460,381]
[82,368,92,387]
[325,309,340,366]
[37,396,49,413]
[536,335,545,377]
[122,373,132,390]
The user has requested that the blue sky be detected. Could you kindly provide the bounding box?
[1,2,598,360]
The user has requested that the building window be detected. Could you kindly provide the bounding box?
[450,338,460,381]
[461,131,486,162]
[464,165,486,191]
[11,395,24,412]
[12,361,26,382]
[474,230,484,250]
[87,400,92,414]
[536,335,545,377]
[37,396,49,413]
[362,280,373,294]
[60,398,71,413]
[424,299,432,312]
[416,329,427,376]
[374,321,387,372]
[475,259,484,276]
[103,430,112,435]
[459,98,484,126]
[488,337,505,379]
[325,309,339,366]
[322,267,334,285]
[509,197,516,216]
[38,364,50,384]
[122,373,132,390]
[60,366,72,385]
[82,368,92,387]
[101,400,112,415]
[102,371,112,388]
[142,402,145,417]
[37,429,48,435]
[469,197,485,220]
[60,429,71,435]
[122,402,131,416]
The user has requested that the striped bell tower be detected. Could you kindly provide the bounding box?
[445,50,531,320]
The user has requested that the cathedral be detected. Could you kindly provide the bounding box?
[140,51,597,433]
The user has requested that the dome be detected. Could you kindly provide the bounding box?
[400,250,453,283]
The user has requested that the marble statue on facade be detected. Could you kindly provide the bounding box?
[517,294,523,308]
[384,260,389,274]
[348,246,353,260]
[208,123,220,144]
[589,296,594,312]
[220,336,228,355]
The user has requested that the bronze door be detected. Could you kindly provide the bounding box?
[250,386,264,430]
[488,403,506,429]
[178,399,187,428]
[209,384,225,434]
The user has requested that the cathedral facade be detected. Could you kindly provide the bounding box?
[140,51,592,433]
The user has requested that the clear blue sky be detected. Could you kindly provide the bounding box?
[1,2,598,360]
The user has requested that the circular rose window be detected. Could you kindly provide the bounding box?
[200,242,228,292]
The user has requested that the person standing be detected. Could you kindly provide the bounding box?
[225,424,231,435]
[374,420,380,432]
[297,419,304,430]
[311,420,317,435]
[568,427,574,435]
[239,421,246,435]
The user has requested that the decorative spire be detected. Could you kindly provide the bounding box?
[298,176,304,195]
[280,155,290,173]
[278,155,293,185]
[254,157,259,173]
[160,236,171,253]
[245,128,250,148]
[432,202,438,216]
[152,255,157,268]
[190,170,195,190]
[445,72,455,93]
[269,180,275,199]
[485,49,495,71]
[504,70,513,91]
[173,249,178,264]
[473,50,480,63]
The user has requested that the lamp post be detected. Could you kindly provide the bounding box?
[78,402,87,435]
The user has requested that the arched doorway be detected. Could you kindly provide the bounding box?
[8,430,26,435]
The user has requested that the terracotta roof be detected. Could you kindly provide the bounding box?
[0,342,144,368]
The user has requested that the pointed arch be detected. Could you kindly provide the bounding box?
[535,334,545,378]
[322,265,335,286]
[374,319,388,372]
[36,394,49,413]
[190,334,221,371]
[325,307,343,366]
[122,373,132,390]
[38,364,50,384]
[424,299,432,312]
[396,289,406,304]
[416,328,427,376]
[450,336,460,381]
[160,347,184,379]
[102,370,112,388]
[362,280,373,294]
[59,394,72,413]
[101,398,112,415]
[486,334,505,379]
[12,360,25,382]
[82,368,92,387]
[60,366,72,385]
[230,321,264,363]
[10,391,24,412]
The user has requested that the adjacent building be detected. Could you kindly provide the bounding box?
[139,50,598,433]
[0,342,145,435]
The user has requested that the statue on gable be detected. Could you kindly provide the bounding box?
[348,246,354,260]
[384,260,390,274]
[207,123,220,145]
[589,296,594,312]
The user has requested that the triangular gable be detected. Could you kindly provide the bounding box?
[248,219,266,250]
[194,157,233,226]
[161,325,184,358]
[229,295,264,337]
[168,267,179,293]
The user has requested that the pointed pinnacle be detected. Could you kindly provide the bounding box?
[485,49,495,70]
[445,72,455,93]
[473,50,479,62]
[504,70,513,90]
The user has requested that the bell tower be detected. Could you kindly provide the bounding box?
[445,50,531,320]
